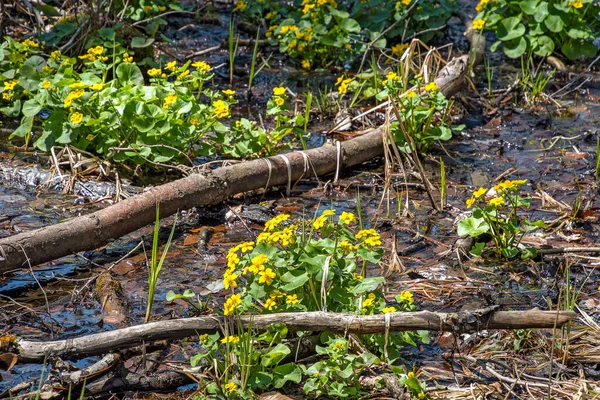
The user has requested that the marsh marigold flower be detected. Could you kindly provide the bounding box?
[225,382,237,393]
[286,294,299,305]
[212,100,230,118]
[165,60,177,72]
[221,335,240,344]
[472,19,485,30]
[399,291,414,304]
[489,197,504,207]
[148,68,162,77]
[258,268,276,285]
[192,61,211,73]
[382,306,397,313]
[274,97,284,106]
[70,112,83,125]
[425,82,439,92]
[41,80,51,89]
[339,211,356,224]
[273,86,286,96]
[264,298,276,310]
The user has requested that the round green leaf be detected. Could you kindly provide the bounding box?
[497,17,526,41]
[533,2,549,22]
[544,15,564,33]
[520,0,540,15]
[504,37,528,58]
[116,63,144,86]
[533,35,555,56]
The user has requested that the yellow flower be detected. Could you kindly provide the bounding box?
[258,268,276,285]
[466,197,476,208]
[239,241,254,253]
[63,89,85,108]
[223,271,238,290]
[89,45,104,56]
[165,60,177,72]
[288,41,297,49]
[473,187,487,198]
[222,89,235,96]
[251,254,269,269]
[264,298,276,310]
[199,334,208,342]
[475,0,489,12]
[176,69,190,81]
[227,253,240,269]
[233,0,247,12]
[70,112,83,125]
[382,306,397,313]
[356,228,378,240]
[3,80,18,91]
[569,0,583,8]
[158,5,166,11]
[90,82,103,91]
[472,19,485,30]
[386,71,400,81]
[407,371,415,379]
[399,291,414,304]
[22,38,39,48]
[148,68,162,77]
[301,59,311,69]
[425,82,439,92]
[41,80,51,89]
[302,3,315,13]
[313,215,327,230]
[352,272,363,280]
[221,335,240,344]
[286,294,299,305]
[362,297,375,309]
[339,211,356,225]
[212,100,230,118]
[163,94,177,108]
[391,43,409,56]
[223,294,242,315]
[122,52,134,63]
[274,96,285,106]
[70,82,85,89]
[335,341,344,349]
[402,0,410,4]
[50,50,62,60]
[224,381,238,393]
[322,209,335,217]
[273,86,286,96]
[489,197,504,207]
[2,92,12,100]
[192,61,211,73]
[364,236,382,247]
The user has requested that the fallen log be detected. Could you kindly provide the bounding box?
[11,309,575,362]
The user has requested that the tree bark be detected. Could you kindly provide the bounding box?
[12,309,575,362]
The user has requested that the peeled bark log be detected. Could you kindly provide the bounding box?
[12,309,575,362]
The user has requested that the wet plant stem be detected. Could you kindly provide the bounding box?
[228,15,239,86]
[247,27,261,93]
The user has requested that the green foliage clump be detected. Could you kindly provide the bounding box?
[0,37,304,167]
[235,0,457,69]
[474,0,600,59]
[458,179,546,259]
[186,210,428,398]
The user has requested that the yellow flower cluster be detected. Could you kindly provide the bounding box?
[233,0,247,12]
[21,39,39,48]
[383,71,401,86]
[273,86,286,105]
[192,61,211,73]
[163,94,177,108]
[286,294,299,305]
[64,89,84,108]
[257,225,297,246]
[176,69,190,81]
[70,112,83,125]
[425,82,439,92]
[362,292,376,309]
[223,269,238,290]
[225,381,237,393]
[148,68,163,77]
[382,306,397,313]
[224,293,242,315]
[90,82,103,91]
[122,52,133,63]
[301,60,311,69]
[212,100,230,118]
[472,19,485,30]
[223,89,235,97]
[243,254,268,275]
[336,75,353,95]
[405,90,417,99]
[339,211,356,225]
[396,0,411,7]
[264,213,290,231]
[398,291,414,304]
[475,0,489,12]
[569,0,583,7]
[50,50,62,60]
[221,335,240,344]
[339,240,358,254]
[493,179,527,194]
[79,46,107,62]
[41,80,51,89]
[165,60,177,72]
[466,186,487,208]
[3,80,18,91]
[391,43,409,57]
[355,229,382,247]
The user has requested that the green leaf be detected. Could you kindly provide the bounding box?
[10,116,34,139]
[457,216,490,237]
[520,0,539,15]
[272,363,302,388]
[534,35,555,56]
[502,247,520,259]
[116,63,144,86]
[504,37,528,58]
[21,99,42,117]
[248,371,272,389]
[280,270,310,291]
[533,2,549,22]
[261,343,290,367]
[470,242,486,256]
[544,14,564,33]
[339,18,361,33]
[131,37,155,48]
[521,248,537,260]
[350,277,384,294]
[497,17,525,41]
